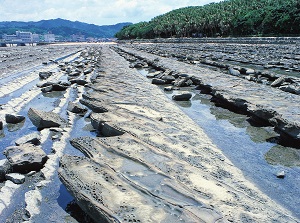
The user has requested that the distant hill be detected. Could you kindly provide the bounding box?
[0,18,132,38]
[116,0,300,39]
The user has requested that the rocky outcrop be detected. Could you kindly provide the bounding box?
[228,68,241,76]
[5,173,25,184]
[67,101,88,115]
[0,159,12,181]
[15,132,41,146]
[5,114,25,124]
[79,99,108,113]
[3,144,48,173]
[37,80,71,93]
[28,108,67,129]
[172,92,192,101]
[151,78,166,85]
[39,71,53,80]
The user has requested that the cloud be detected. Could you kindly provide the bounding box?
[0,0,222,25]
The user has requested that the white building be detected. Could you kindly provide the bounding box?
[44,33,55,42]
[71,34,85,42]
[2,34,18,42]
[32,34,40,42]
[16,31,33,42]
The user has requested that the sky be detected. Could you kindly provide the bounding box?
[0,0,222,25]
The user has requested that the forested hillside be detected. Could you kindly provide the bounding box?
[115,0,300,39]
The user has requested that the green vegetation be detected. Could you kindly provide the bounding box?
[115,0,300,39]
[0,19,131,38]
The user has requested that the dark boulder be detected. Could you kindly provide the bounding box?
[41,85,53,93]
[5,173,25,184]
[68,71,81,77]
[279,85,299,94]
[37,80,60,88]
[15,132,41,146]
[5,114,25,124]
[28,108,67,129]
[0,120,3,130]
[276,171,285,179]
[0,159,12,181]
[246,69,255,75]
[79,99,108,113]
[70,79,88,86]
[134,63,143,68]
[228,68,241,76]
[172,92,193,101]
[3,144,48,174]
[67,101,88,114]
[52,84,69,91]
[90,113,125,137]
[75,79,88,86]
[162,75,176,84]
[83,68,93,75]
[39,71,52,80]
[152,78,167,85]
[174,77,193,87]
[60,81,72,86]
[271,76,286,87]
[164,86,173,91]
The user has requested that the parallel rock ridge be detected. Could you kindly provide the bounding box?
[115,45,300,144]
[58,46,298,223]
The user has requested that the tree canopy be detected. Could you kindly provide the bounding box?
[115,0,300,39]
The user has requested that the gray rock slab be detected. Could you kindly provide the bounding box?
[79,99,108,113]
[67,101,88,114]
[15,132,41,146]
[0,159,12,181]
[5,173,25,184]
[172,92,192,101]
[28,108,67,129]
[3,144,48,173]
[151,78,166,85]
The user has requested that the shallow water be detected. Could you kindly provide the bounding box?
[138,68,300,218]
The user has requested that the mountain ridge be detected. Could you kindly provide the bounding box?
[0,18,132,38]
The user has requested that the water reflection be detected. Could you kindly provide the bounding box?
[42,91,65,98]
[7,120,25,132]
[174,100,192,108]
[265,145,300,167]
[0,130,4,138]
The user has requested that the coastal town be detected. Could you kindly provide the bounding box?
[1,30,115,44]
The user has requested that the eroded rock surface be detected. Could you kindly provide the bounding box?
[116,45,300,143]
[58,46,298,223]
[3,144,48,173]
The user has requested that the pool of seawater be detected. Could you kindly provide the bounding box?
[138,68,300,219]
